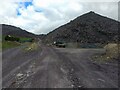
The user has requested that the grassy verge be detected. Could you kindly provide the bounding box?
[2,35,34,50]
[2,41,21,50]
[0,42,2,51]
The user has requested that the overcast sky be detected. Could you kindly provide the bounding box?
[0,0,119,34]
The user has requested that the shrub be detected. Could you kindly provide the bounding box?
[104,43,119,59]
[5,35,20,42]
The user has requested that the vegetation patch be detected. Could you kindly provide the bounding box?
[2,35,34,50]
[92,43,119,62]
[5,35,20,42]
[25,42,38,51]
[0,42,2,51]
[4,35,34,42]
[2,41,21,50]
[19,37,34,43]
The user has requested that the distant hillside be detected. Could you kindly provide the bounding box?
[1,24,36,38]
[46,11,119,43]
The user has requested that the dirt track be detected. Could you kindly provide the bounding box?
[2,42,118,88]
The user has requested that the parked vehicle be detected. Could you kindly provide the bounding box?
[53,41,66,48]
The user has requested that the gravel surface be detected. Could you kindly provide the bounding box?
[2,42,118,88]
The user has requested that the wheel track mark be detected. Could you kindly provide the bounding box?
[7,46,50,88]
[3,46,44,88]
[53,48,84,88]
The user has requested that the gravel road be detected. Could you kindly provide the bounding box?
[2,42,118,88]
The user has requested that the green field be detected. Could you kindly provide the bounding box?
[2,36,34,50]
[2,41,21,49]
[19,37,33,42]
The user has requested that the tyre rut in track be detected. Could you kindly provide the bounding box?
[53,48,84,88]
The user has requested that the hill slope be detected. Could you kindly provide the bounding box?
[46,11,119,43]
[1,24,36,38]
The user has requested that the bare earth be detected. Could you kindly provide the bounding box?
[2,42,118,88]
